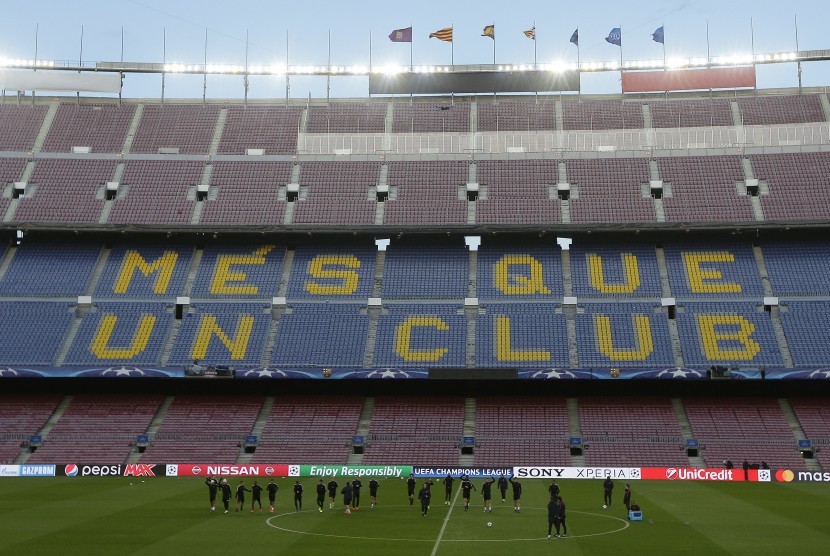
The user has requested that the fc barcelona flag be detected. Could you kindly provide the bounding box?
[389,27,413,43]
[523,27,536,40]
[429,27,453,42]
[482,25,495,39]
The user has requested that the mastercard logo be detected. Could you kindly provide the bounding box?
[775,469,795,482]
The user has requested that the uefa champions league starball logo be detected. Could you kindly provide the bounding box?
[101,366,147,377]
[530,368,576,379]
[366,368,410,379]
[0,367,20,377]
[809,368,830,379]
[657,368,704,379]
[242,368,288,378]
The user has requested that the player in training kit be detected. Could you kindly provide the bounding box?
[603,477,614,507]
[341,482,353,515]
[555,497,567,537]
[235,480,251,512]
[461,477,476,511]
[266,479,278,512]
[219,479,232,513]
[251,480,263,512]
[369,478,380,508]
[443,474,454,505]
[293,481,304,512]
[316,479,327,512]
[418,483,432,517]
[205,476,219,512]
[407,474,417,506]
[351,478,362,510]
[548,480,560,500]
[481,478,495,513]
[497,474,508,503]
[508,476,522,512]
[327,479,338,509]
[547,497,558,538]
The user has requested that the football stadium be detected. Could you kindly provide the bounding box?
[2,3,830,554]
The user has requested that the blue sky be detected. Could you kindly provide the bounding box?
[0,0,827,98]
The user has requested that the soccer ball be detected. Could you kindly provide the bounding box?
[486,522,493,528]
[603,504,608,509]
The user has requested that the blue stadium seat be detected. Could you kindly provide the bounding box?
[476,247,563,300]
[475,303,569,367]
[373,303,467,368]
[285,247,376,301]
[271,303,369,367]
[381,246,468,299]
[575,303,674,367]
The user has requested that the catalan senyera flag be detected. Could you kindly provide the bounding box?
[482,25,495,39]
[523,27,536,40]
[429,27,453,42]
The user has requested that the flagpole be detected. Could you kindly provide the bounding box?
[795,14,802,92]
[161,27,165,105]
[493,28,496,65]
[706,20,710,64]
[244,29,249,106]
[662,25,667,98]
[285,30,290,102]
[410,23,413,70]
[533,21,537,68]
[750,17,756,93]
[203,28,208,105]
[451,23,454,67]
[326,29,331,103]
[619,25,623,96]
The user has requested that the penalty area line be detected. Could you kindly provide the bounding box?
[430,484,462,556]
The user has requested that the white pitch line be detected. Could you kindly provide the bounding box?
[430,485,463,556]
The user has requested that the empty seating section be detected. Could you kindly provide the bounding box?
[392,102,469,133]
[201,161,292,225]
[188,244,284,299]
[42,104,135,153]
[130,104,220,154]
[271,304,368,367]
[0,302,74,365]
[569,244,662,298]
[140,395,261,462]
[218,106,302,154]
[0,394,61,464]
[14,159,114,223]
[252,395,363,463]
[0,105,47,150]
[762,241,830,295]
[63,302,172,366]
[648,98,734,128]
[663,242,763,297]
[0,241,101,296]
[382,246,468,299]
[474,397,569,466]
[384,161,468,225]
[167,303,272,366]
[293,161,379,225]
[306,103,386,133]
[27,395,163,464]
[789,399,830,467]
[95,245,194,298]
[0,156,28,216]
[659,156,754,222]
[476,101,557,131]
[476,247,563,300]
[475,160,561,224]
[676,302,782,366]
[778,302,830,366]
[286,247,376,300]
[737,95,825,125]
[109,161,203,224]
[373,304,467,368]
[576,303,674,367]
[684,398,805,469]
[751,152,830,221]
[363,396,464,465]
[476,303,569,368]
[562,100,644,130]
[579,397,688,466]
[567,158,655,223]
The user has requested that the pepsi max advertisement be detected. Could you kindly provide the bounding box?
[59,464,165,477]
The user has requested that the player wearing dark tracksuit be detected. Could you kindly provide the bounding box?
[547,498,558,538]
[407,474,417,506]
[369,479,380,508]
[342,483,353,514]
[443,474,454,505]
[418,484,432,516]
[251,481,263,512]
[461,478,476,511]
[508,477,522,512]
[235,481,250,512]
[497,474,508,502]
[351,479,362,509]
[316,480,327,512]
[219,480,232,513]
[293,481,303,512]
[327,479,338,509]
[555,498,567,537]
[481,478,495,512]
[205,476,219,512]
[266,480,278,512]
[603,477,614,507]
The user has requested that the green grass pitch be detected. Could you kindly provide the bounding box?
[0,476,828,555]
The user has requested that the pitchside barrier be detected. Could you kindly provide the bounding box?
[2,464,815,482]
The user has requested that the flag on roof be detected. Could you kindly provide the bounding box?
[652,26,664,44]
[429,27,453,42]
[524,27,536,40]
[388,27,413,43]
[482,25,495,39]
[570,28,579,46]
[605,27,622,46]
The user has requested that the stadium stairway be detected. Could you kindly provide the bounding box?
[346,397,374,465]
[127,396,174,464]
[566,398,585,466]
[820,94,830,122]
[753,245,795,368]
[15,395,73,465]
[32,103,59,153]
[236,396,274,464]
[3,160,36,223]
[672,398,705,467]
[121,104,144,154]
[459,398,476,467]
[656,246,685,367]
[778,399,822,472]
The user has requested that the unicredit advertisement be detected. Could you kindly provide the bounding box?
[639,467,771,482]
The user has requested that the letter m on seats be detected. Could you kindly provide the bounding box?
[114,251,179,294]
